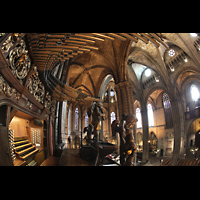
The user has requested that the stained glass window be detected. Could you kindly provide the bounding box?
[168,49,175,57]
[163,93,171,109]
[85,111,89,127]
[75,108,79,131]
[136,108,142,128]
[162,93,173,129]
[147,103,154,127]
[111,112,116,124]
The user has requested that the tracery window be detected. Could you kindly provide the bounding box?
[163,93,171,109]
[111,111,116,124]
[168,49,175,57]
[136,108,142,128]
[162,93,173,129]
[75,108,79,131]
[147,103,154,127]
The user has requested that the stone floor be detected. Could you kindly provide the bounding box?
[57,148,167,166]
[58,149,89,166]
[57,149,200,166]
[139,156,168,166]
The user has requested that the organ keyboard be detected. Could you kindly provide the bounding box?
[13,136,39,166]
[8,111,44,166]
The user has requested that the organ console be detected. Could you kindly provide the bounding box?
[8,110,45,166]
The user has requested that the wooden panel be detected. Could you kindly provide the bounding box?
[9,116,29,138]
[34,150,45,166]
[9,112,43,149]
[0,126,13,166]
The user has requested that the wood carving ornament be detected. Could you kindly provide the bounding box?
[86,101,105,141]
[111,114,138,166]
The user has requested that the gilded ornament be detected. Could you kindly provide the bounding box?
[26,66,45,104]
[0,75,15,97]
[8,39,31,80]
[1,35,13,53]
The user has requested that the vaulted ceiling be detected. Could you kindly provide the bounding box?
[26,33,169,102]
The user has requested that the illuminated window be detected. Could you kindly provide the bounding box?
[75,108,79,131]
[147,103,154,127]
[110,90,115,97]
[168,49,175,57]
[145,68,151,77]
[162,93,173,129]
[191,84,200,101]
[85,111,89,127]
[136,108,142,128]
[111,112,116,124]
[163,93,171,109]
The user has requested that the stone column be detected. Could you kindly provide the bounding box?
[115,81,133,117]
[120,81,130,115]
[115,83,123,118]
[128,83,135,114]
[170,97,181,166]
[108,89,111,139]
[141,101,149,162]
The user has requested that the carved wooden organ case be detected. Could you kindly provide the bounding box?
[0,33,57,166]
